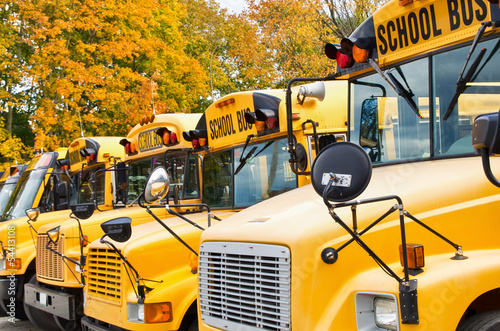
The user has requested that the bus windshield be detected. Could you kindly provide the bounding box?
[0,182,18,216]
[2,168,48,221]
[75,166,105,205]
[126,151,198,204]
[203,138,297,208]
[352,37,500,164]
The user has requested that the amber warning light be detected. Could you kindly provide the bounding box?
[399,243,424,270]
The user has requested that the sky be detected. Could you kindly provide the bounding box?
[214,0,247,14]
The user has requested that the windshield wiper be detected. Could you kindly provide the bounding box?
[201,145,231,177]
[443,21,500,120]
[443,48,486,120]
[368,59,422,118]
[234,134,255,175]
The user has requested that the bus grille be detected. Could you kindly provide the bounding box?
[37,234,65,281]
[87,248,122,302]
[199,242,291,331]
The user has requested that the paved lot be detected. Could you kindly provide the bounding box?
[0,317,42,330]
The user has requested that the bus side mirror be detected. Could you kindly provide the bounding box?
[115,162,128,204]
[473,111,500,188]
[26,208,40,222]
[143,166,170,204]
[101,217,132,243]
[311,142,372,202]
[71,203,95,220]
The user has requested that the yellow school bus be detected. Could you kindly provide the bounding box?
[0,139,125,321]
[197,1,500,330]
[80,82,348,331]
[0,165,28,217]
[24,113,202,330]
[0,148,73,317]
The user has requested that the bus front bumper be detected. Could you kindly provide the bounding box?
[24,282,76,320]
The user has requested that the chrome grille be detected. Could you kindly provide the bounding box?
[199,242,291,331]
[37,234,65,281]
[87,248,122,302]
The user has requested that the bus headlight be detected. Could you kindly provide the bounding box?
[374,297,398,330]
[355,292,399,331]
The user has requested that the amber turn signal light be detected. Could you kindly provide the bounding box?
[399,243,424,269]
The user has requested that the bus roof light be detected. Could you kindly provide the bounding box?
[119,139,136,155]
[184,130,207,149]
[156,128,178,146]
[325,43,354,68]
[244,109,279,133]
[215,98,235,109]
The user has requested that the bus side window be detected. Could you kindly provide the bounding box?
[360,98,380,162]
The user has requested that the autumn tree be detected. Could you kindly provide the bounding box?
[2,0,208,154]
[318,0,390,39]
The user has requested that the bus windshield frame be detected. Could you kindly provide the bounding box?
[350,35,500,165]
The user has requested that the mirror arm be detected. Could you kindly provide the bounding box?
[165,205,205,231]
[481,147,500,188]
[144,207,199,256]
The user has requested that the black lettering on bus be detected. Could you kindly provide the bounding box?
[377,25,388,55]
[475,0,487,21]
[209,120,214,140]
[387,20,397,52]
[430,5,442,37]
[237,110,243,132]
[408,12,419,44]
[229,114,236,135]
[217,117,223,138]
[396,17,409,49]
[461,0,474,25]
[448,0,461,31]
[419,7,431,40]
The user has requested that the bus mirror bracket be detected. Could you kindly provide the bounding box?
[285,74,339,176]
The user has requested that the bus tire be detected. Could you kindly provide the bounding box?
[457,310,500,331]
[23,274,59,331]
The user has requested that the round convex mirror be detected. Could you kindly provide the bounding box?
[311,142,372,202]
[144,166,170,204]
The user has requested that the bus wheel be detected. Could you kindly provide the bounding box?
[457,311,500,331]
[23,274,59,330]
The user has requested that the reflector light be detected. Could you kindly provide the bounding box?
[81,235,89,247]
[130,143,137,153]
[145,302,173,323]
[125,142,131,154]
[292,113,301,120]
[192,139,199,149]
[399,0,413,5]
[215,98,235,108]
[189,253,199,274]
[400,243,425,269]
[6,258,21,270]
[199,138,207,147]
